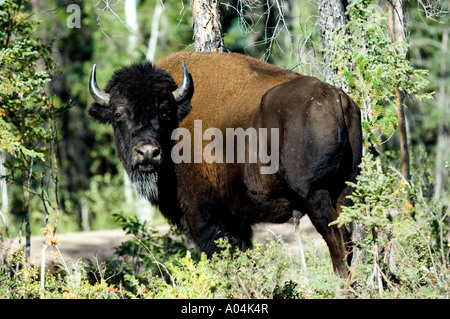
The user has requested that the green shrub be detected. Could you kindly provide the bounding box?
[333,153,449,298]
[208,238,291,298]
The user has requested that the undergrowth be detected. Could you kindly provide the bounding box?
[0,151,448,299]
[0,219,340,299]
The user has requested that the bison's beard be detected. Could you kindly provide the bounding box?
[128,170,159,204]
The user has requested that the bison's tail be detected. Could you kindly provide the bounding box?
[304,88,349,188]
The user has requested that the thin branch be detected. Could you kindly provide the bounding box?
[94,0,128,39]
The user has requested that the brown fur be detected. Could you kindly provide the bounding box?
[89,51,362,278]
[155,51,362,277]
[158,51,300,129]
[157,51,301,192]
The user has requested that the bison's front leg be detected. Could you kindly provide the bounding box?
[184,209,253,257]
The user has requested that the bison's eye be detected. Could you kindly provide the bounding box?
[113,108,125,121]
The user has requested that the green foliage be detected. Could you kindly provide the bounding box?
[1,1,46,162]
[99,215,339,299]
[407,5,450,156]
[0,0,448,300]
[0,248,41,298]
[332,153,449,298]
[326,0,433,148]
[0,0,68,161]
[81,173,135,230]
[2,189,448,299]
[0,245,122,299]
[124,237,303,299]
[0,1,73,260]
[273,280,301,299]
[324,2,448,297]
[149,252,220,298]
[113,213,192,277]
[0,223,310,299]
[208,238,291,298]
[332,154,413,230]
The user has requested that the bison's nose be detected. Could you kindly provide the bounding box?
[133,142,161,167]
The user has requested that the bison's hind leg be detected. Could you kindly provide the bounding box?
[306,189,352,278]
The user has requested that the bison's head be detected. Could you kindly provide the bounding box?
[88,61,191,203]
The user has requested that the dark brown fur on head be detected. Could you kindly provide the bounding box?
[88,62,191,124]
[88,62,191,206]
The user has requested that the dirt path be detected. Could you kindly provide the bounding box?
[10,216,324,266]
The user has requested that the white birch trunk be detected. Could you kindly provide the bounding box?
[125,0,139,57]
[0,151,8,238]
[0,151,8,216]
[434,27,449,201]
[146,1,164,62]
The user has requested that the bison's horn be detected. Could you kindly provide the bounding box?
[89,64,110,107]
[172,61,190,102]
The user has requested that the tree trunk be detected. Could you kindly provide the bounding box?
[317,0,349,84]
[318,0,367,272]
[0,151,9,240]
[125,0,139,58]
[0,152,7,216]
[23,158,33,262]
[146,1,164,62]
[388,0,414,214]
[434,27,449,201]
[190,0,224,52]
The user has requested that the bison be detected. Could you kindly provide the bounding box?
[88,51,362,278]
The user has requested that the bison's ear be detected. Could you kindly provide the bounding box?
[88,103,110,124]
[177,100,192,122]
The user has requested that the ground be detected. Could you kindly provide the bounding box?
[10,216,325,267]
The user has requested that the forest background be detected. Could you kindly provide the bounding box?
[0,0,449,299]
